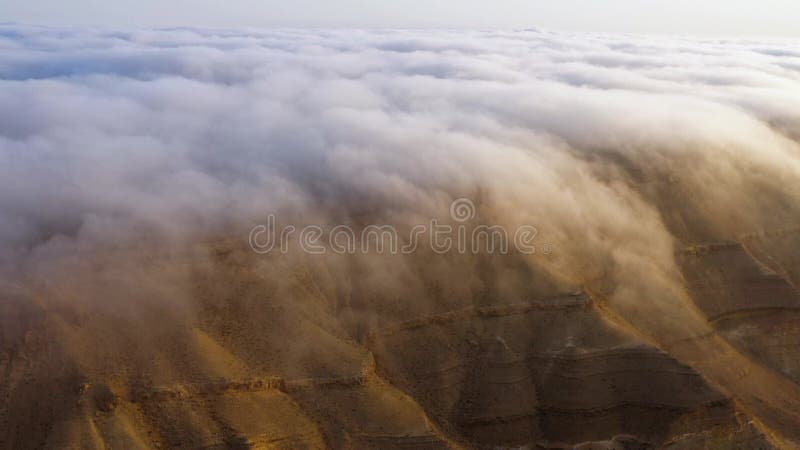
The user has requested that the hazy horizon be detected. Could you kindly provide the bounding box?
[2,0,800,38]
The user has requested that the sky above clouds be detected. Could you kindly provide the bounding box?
[2,0,800,36]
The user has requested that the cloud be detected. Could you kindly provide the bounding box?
[1,25,799,317]
[2,26,799,249]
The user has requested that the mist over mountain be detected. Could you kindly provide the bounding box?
[2,25,800,449]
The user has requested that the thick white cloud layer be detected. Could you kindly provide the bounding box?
[1,25,800,274]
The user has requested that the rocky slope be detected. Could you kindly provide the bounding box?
[2,223,799,449]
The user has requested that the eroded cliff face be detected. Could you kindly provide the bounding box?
[1,219,799,449]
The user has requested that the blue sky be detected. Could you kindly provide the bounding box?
[2,0,800,37]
